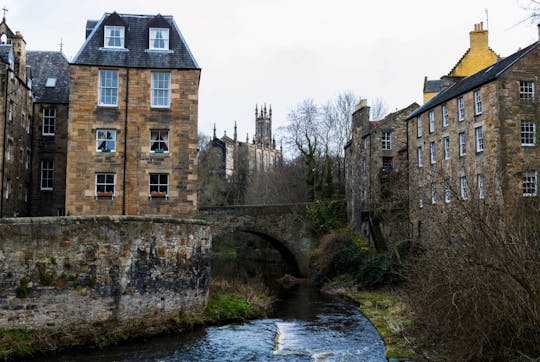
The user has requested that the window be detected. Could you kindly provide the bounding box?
[443,137,450,160]
[429,141,436,164]
[417,117,422,137]
[95,173,116,197]
[474,89,482,115]
[418,189,423,209]
[149,28,169,50]
[104,26,125,48]
[96,129,117,152]
[151,72,171,108]
[428,111,435,133]
[431,183,437,204]
[6,141,11,161]
[45,77,57,87]
[362,157,367,172]
[99,70,119,106]
[457,97,465,121]
[26,115,30,134]
[523,171,537,197]
[442,104,448,128]
[477,174,485,200]
[56,208,65,216]
[362,137,368,149]
[4,179,9,199]
[42,108,56,135]
[520,81,535,103]
[25,149,30,169]
[459,132,466,156]
[150,130,169,153]
[40,160,54,190]
[149,173,169,197]
[382,131,391,150]
[521,120,536,146]
[382,157,393,173]
[8,101,12,124]
[417,146,423,168]
[460,176,468,200]
[444,183,451,204]
[475,126,484,152]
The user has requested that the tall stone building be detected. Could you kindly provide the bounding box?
[66,12,200,217]
[407,35,540,241]
[0,18,33,217]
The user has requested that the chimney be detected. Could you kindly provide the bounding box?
[470,22,488,50]
[352,99,370,129]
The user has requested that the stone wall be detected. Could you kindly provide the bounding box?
[0,216,210,329]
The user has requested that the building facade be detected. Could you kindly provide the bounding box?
[66,12,200,217]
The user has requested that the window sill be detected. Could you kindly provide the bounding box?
[151,150,169,154]
[97,104,119,108]
[145,49,174,54]
[150,106,171,111]
[42,133,55,137]
[521,144,537,147]
[99,47,129,52]
[149,192,168,200]
[98,149,115,153]
[96,192,115,200]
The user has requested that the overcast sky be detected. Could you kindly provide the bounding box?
[7,0,539,142]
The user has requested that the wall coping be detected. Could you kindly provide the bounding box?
[0,215,209,226]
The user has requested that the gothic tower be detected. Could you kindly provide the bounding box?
[255,104,272,147]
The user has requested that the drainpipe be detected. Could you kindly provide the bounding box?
[0,67,9,217]
[122,68,129,215]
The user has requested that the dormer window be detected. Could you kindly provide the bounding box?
[45,78,57,87]
[149,28,169,50]
[104,26,125,48]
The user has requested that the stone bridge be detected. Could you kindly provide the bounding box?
[198,203,318,277]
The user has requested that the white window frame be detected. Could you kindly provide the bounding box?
[443,136,450,160]
[149,173,169,198]
[98,69,119,106]
[417,146,423,168]
[104,26,125,48]
[474,89,482,115]
[95,173,116,197]
[457,97,465,121]
[42,108,56,136]
[40,160,54,191]
[96,129,117,152]
[520,81,535,102]
[475,126,484,153]
[523,171,537,197]
[431,183,437,204]
[428,111,435,133]
[521,120,536,146]
[151,72,171,108]
[442,103,448,128]
[6,141,11,161]
[460,176,468,200]
[362,157,367,172]
[149,28,169,50]
[444,183,451,204]
[459,131,466,156]
[362,137,368,149]
[429,141,436,164]
[150,129,170,153]
[418,189,423,209]
[381,131,391,150]
[417,117,422,137]
[477,174,485,200]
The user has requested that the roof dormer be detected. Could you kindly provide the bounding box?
[147,14,172,51]
[102,12,126,49]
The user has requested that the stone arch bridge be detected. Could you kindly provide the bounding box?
[198,203,319,277]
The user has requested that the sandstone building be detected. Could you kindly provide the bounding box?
[66,12,200,217]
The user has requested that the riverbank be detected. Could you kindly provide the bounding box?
[0,278,274,360]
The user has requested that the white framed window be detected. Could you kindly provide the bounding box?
[381,131,391,150]
[417,146,423,168]
[362,137,368,149]
[99,70,119,106]
[431,183,437,204]
[523,171,537,197]
[443,137,450,160]
[475,126,484,153]
[42,108,56,136]
[428,111,435,133]
[442,103,448,128]
[96,129,117,152]
[444,183,451,204]
[149,173,169,197]
[459,131,466,156]
[40,160,54,190]
[429,141,436,164]
[521,120,536,146]
[149,28,169,50]
[417,117,422,137]
[457,97,465,121]
[418,189,423,209]
[4,179,9,199]
[477,174,485,200]
[95,173,116,197]
[6,141,11,161]
[460,176,468,200]
[520,81,535,103]
[104,26,125,48]
[150,130,169,153]
[151,72,171,108]
[8,101,12,124]
[362,157,367,172]
[474,89,482,115]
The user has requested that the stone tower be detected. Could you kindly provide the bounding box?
[255,104,272,147]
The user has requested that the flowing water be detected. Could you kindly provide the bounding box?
[50,285,386,361]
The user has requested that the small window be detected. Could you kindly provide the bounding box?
[5,179,9,199]
[382,157,393,173]
[8,101,12,124]
[418,189,423,209]
[45,78,57,87]
[40,160,54,190]
[381,131,391,150]
[149,28,169,50]
[429,141,436,164]
[6,141,11,161]
[431,183,437,204]
[474,89,482,115]
[417,146,423,168]
[475,126,484,153]
[42,108,56,136]
[99,70,119,106]
[444,183,451,204]
[428,111,435,133]
[521,120,536,146]
[457,97,465,121]
[151,72,171,108]
[149,173,169,198]
[442,104,448,128]
[150,130,169,153]
[459,132,466,156]
[443,137,450,160]
[96,129,117,152]
[520,81,535,103]
[362,157,367,172]
[95,173,116,197]
[523,171,537,197]
[362,137,368,149]
[477,174,485,200]
[460,176,468,200]
[417,117,422,137]
[104,26,125,48]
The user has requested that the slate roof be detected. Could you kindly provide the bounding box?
[0,44,12,64]
[27,51,70,104]
[408,41,540,120]
[424,79,441,93]
[73,12,199,69]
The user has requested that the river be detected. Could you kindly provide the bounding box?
[49,285,386,361]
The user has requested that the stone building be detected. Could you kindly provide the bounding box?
[407,35,540,241]
[27,51,69,216]
[0,18,33,217]
[423,22,499,103]
[345,101,418,248]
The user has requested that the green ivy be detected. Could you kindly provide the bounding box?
[307,200,347,234]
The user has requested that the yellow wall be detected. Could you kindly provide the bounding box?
[450,24,498,77]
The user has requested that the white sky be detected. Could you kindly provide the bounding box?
[7,0,539,142]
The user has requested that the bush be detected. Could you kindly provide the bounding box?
[307,200,347,234]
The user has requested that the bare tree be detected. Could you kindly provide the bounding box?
[369,97,388,121]
[521,0,540,22]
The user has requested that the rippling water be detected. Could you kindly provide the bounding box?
[50,286,386,361]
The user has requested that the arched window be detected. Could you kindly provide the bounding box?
[0,33,7,44]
